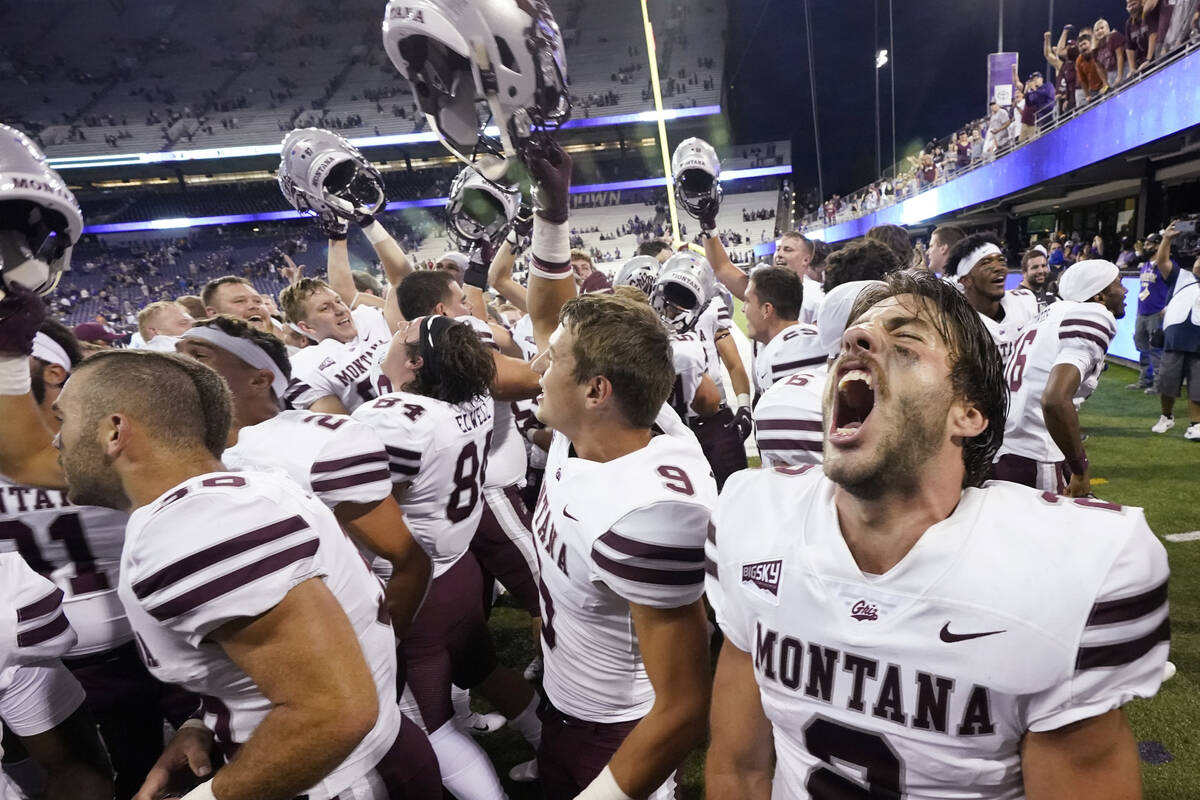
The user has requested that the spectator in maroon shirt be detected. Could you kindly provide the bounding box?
[1046,27,1079,114]
[955,132,971,170]
[1093,18,1130,85]
[1075,34,1109,102]
[1125,0,1174,71]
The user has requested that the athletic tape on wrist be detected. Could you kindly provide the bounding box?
[362,220,389,245]
[180,778,217,800]
[0,355,31,396]
[736,393,751,409]
[531,218,572,280]
[575,766,634,800]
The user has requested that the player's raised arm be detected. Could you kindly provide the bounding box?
[489,216,531,313]
[357,214,413,287]
[705,641,774,800]
[523,138,577,354]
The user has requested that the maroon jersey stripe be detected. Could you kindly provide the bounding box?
[772,356,826,374]
[596,531,705,563]
[591,550,704,587]
[311,452,388,474]
[756,438,822,452]
[311,469,392,493]
[755,419,823,432]
[146,538,320,622]
[131,515,309,600]
[384,445,421,461]
[17,611,70,647]
[1086,580,1168,626]
[1075,617,1169,670]
[16,587,64,622]
[1059,331,1111,350]
[1060,317,1116,336]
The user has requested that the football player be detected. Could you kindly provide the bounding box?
[44,347,440,800]
[752,280,884,467]
[992,260,1126,496]
[0,317,189,799]
[742,266,826,393]
[706,270,1169,799]
[200,277,271,334]
[523,138,716,800]
[0,553,113,800]
[133,301,194,352]
[175,315,431,630]
[279,277,392,413]
[944,233,1039,357]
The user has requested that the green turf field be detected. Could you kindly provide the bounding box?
[479,363,1199,798]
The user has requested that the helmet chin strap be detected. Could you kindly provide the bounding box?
[0,229,51,294]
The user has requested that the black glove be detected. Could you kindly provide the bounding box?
[696,197,719,231]
[354,211,376,227]
[512,204,534,239]
[731,406,752,442]
[522,138,572,224]
[0,284,47,356]
[464,240,494,290]
[320,216,349,240]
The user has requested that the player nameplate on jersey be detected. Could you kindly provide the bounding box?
[741,559,782,603]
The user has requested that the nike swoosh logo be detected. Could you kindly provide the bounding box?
[939,623,1005,643]
[562,506,579,521]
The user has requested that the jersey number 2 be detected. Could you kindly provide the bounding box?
[804,716,905,799]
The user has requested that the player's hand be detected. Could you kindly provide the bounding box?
[1063,472,1091,498]
[353,210,376,227]
[523,137,573,224]
[320,216,350,240]
[132,723,214,800]
[731,406,753,441]
[280,255,304,285]
[0,284,46,356]
[696,197,719,231]
[464,240,494,290]
[1164,220,1181,240]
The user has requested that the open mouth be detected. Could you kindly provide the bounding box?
[248,314,264,323]
[830,367,876,443]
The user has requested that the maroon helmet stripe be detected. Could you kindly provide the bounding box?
[17,587,64,622]
[596,530,704,563]
[311,469,392,493]
[17,611,71,647]
[132,515,309,600]
[146,538,320,622]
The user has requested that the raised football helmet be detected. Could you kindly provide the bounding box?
[651,252,717,333]
[278,128,386,225]
[0,124,82,298]
[671,137,722,221]
[446,165,520,250]
[613,255,661,297]
[382,0,570,179]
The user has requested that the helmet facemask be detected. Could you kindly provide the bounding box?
[0,200,72,297]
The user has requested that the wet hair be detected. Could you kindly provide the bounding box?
[403,317,496,405]
[865,224,913,268]
[73,350,233,459]
[824,240,900,292]
[847,270,1007,488]
[397,270,457,320]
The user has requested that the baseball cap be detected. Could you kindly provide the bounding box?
[73,322,124,343]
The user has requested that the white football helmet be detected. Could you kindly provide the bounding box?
[0,124,83,298]
[278,128,386,224]
[613,255,661,297]
[651,252,717,333]
[671,137,722,221]
[446,165,520,250]
[382,0,570,177]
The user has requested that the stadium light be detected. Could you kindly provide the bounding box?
[875,49,889,69]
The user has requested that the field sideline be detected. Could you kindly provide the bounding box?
[477,362,1198,798]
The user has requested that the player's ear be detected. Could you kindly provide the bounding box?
[296,319,317,336]
[102,412,131,459]
[249,368,274,395]
[585,374,612,409]
[948,397,988,441]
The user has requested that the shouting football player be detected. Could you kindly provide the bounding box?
[705,270,1168,799]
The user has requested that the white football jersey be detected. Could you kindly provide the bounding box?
[513,313,538,361]
[353,391,494,576]
[118,471,401,800]
[996,301,1116,464]
[534,407,717,722]
[223,411,392,509]
[800,275,824,325]
[753,323,826,394]
[707,468,1169,800]
[284,305,392,412]
[669,332,710,420]
[752,366,827,467]
[980,289,1039,358]
[0,479,130,657]
[695,294,733,395]
[512,314,549,469]
[460,316,526,488]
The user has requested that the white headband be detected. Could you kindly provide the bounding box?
[181,326,289,400]
[958,243,1003,277]
[32,333,72,372]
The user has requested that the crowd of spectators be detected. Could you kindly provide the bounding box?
[807,0,1200,230]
